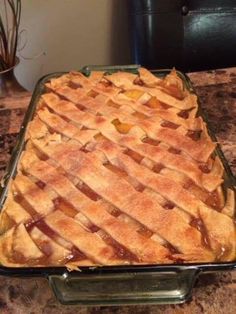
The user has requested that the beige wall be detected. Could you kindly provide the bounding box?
[15,0,131,91]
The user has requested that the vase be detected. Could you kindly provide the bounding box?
[0,57,26,98]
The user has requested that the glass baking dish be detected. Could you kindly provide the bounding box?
[0,65,235,305]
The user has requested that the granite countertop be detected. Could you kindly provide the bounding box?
[0,68,236,314]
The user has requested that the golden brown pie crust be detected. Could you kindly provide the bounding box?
[0,68,235,268]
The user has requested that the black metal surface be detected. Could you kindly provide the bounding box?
[0,64,235,280]
[129,0,236,72]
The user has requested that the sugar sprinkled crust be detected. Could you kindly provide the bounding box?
[0,68,235,268]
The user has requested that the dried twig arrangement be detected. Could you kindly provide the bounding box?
[0,0,21,71]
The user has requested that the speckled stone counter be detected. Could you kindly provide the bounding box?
[0,68,235,314]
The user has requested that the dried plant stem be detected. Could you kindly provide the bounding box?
[0,0,21,71]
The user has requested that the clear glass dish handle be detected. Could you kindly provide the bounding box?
[48,268,199,305]
[80,64,140,76]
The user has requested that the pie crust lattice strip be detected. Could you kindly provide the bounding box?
[0,68,235,269]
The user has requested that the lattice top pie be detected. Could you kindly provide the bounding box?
[0,68,235,268]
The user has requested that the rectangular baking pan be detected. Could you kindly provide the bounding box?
[0,65,235,305]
